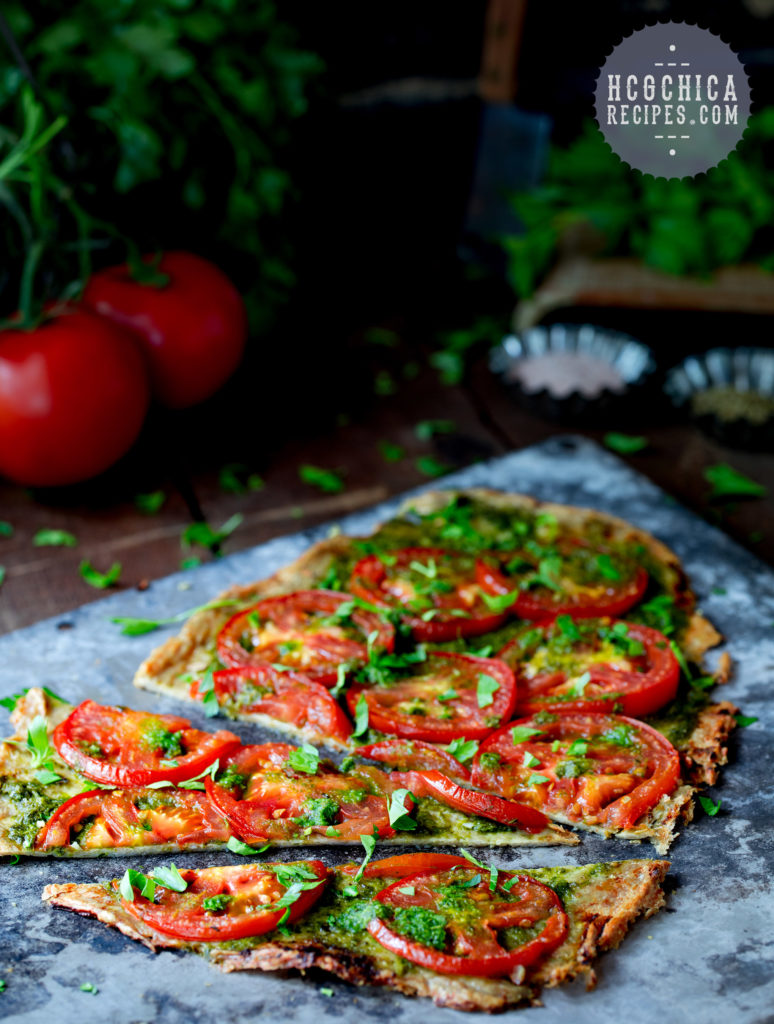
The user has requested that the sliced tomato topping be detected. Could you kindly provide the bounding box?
[349,547,508,642]
[369,863,568,976]
[343,853,472,878]
[354,739,471,781]
[217,590,394,684]
[389,769,548,833]
[52,700,240,787]
[477,545,648,621]
[472,712,680,830]
[499,618,679,717]
[36,787,231,851]
[119,860,328,941]
[191,666,352,745]
[205,743,398,842]
[346,651,517,742]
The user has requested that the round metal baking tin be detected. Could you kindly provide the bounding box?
[489,323,657,424]
[665,346,774,450]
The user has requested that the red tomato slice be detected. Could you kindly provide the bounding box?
[217,590,394,685]
[349,547,508,642]
[369,863,568,976]
[390,770,548,833]
[343,853,472,878]
[191,666,352,745]
[205,744,396,842]
[477,551,648,621]
[36,788,231,851]
[354,739,471,781]
[346,652,517,742]
[472,713,680,831]
[499,619,679,718]
[119,861,328,941]
[52,701,241,787]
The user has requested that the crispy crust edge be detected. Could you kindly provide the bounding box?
[42,858,669,1012]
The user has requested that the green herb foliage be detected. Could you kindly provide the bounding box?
[704,464,767,501]
[33,529,77,548]
[299,465,344,494]
[79,560,122,589]
[603,433,648,454]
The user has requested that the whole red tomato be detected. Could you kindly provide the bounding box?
[0,309,150,486]
[82,251,247,408]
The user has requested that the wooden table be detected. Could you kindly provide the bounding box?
[1,355,771,636]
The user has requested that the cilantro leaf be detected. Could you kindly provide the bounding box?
[286,744,320,775]
[476,673,499,708]
[79,560,122,589]
[33,529,77,547]
[388,788,417,831]
[446,737,479,763]
[704,463,767,500]
[134,491,166,514]
[603,432,648,454]
[299,465,344,494]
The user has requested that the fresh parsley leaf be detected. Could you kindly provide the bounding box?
[734,713,758,727]
[446,737,479,762]
[415,456,449,479]
[480,588,519,613]
[704,463,767,500]
[353,832,377,881]
[134,491,165,514]
[476,673,499,708]
[415,419,454,441]
[527,773,550,785]
[352,693,369,737]
[33,529,77,548]
[111,597,241,636]
[522,751,540,768]
[460,849,498,892]
[79,560,122,589]
[0,521,13,537]
[388,789,417,831]
[202,894,231,912]
[286,744,320,775]
[79,982,98,994]
[182,515,243,554]
[227,837,270,856]
[698,794,721,817]
[603,432,648,454]
[151,864,188,892]
[378,441,405,463]
[511,726,543,744]
[299,465,344,494]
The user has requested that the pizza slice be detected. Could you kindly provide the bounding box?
[43,851,669,1012]
[0,689,574,857]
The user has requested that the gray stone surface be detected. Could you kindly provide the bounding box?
[1,436,772,1024]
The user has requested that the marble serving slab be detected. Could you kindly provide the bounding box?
[1,436,772,1024]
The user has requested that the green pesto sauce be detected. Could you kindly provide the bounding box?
[1,777,68,848]
[413,796,507,836]
[645,691,706,746]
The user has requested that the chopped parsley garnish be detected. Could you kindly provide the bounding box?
[415,456,449,479]
[446,737,479,763]
[388,789,417,831]
[299,464,344,494]
[527,773,551,786]
[378,441,405,463]
[182,515,242,555]
[522,752,540,768]
[353,832,377,881]
[111,597,241,636]
[197,669,220,718]
[698,795,721,817]
[555,614,581,640]
[480,589,519,613]
[669,639,693,680]
[134,490,166,514]
[33,529,77,547]
[511,726,543,744]
[79,982,98,995]
[437,689,457,702]
[79,559,122,589]
[704,463,766,500]
[286,744,320,775]
[735,714,758,727]
[352,694,369,738]
[595,554,621,581]
[565,672,591,697]
[203,894,232,912]
[603,432,648,454]
[476,673,499,708]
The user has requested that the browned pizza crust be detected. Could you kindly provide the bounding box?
[43,858,669,1012]
[679,700,738,787]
